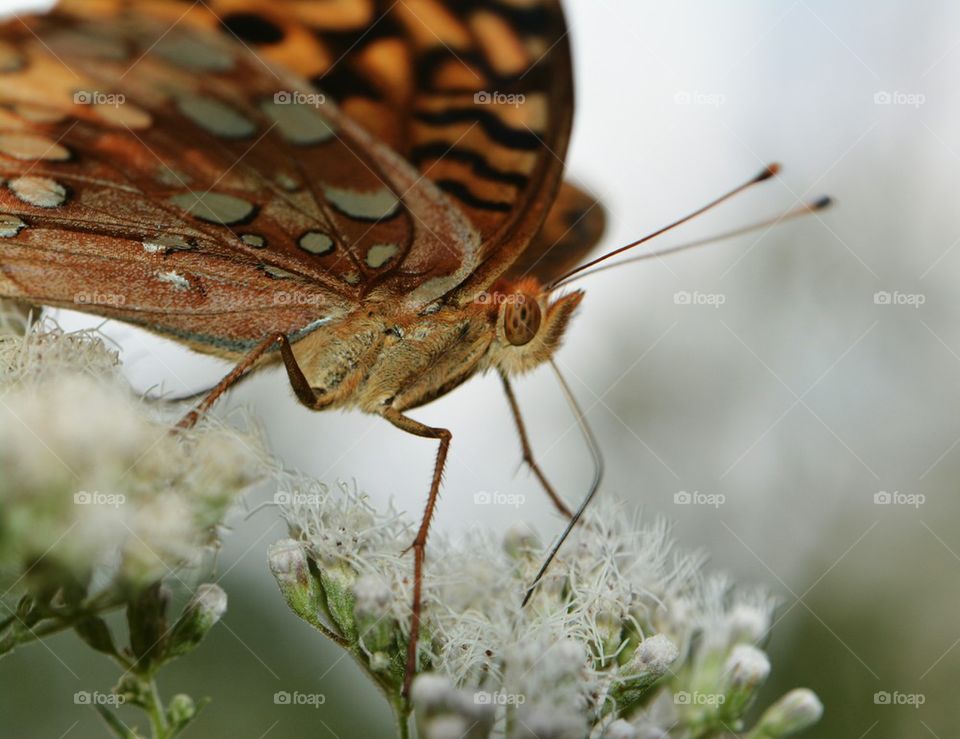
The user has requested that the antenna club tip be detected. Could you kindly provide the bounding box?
[756,163,782,182]
[812,195,834,210]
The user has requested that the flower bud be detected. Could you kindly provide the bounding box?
[167,693,197,731]
[611,634,679,712]
[353,575,397,656]
[268,539,325,624]
[166,584,227,661]
[126,583,170,672]
[750,689,823,737]
[727,603,771,645]
[115,675,151,709]
[722,645,771,718]
[638,634,680,675]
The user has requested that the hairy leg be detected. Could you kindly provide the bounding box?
[381,406,452,699]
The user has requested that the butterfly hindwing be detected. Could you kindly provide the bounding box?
[504,181,606,284]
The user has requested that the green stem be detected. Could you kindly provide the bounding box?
[146,676,169,739]
[392,694,411,739]
[95,704,137,739]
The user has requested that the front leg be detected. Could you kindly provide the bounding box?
[381,406,452,699]
[276,333,336,410]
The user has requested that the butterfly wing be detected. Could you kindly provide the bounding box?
[59,0,575,302]
[0,6,485,355]
[503,181,606,284]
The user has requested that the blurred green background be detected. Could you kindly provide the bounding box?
[2,0,958,737]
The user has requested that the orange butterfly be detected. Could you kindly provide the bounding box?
[0,0,597,694]
[0,0,824,695]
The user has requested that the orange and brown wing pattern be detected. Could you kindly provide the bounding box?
[58,0,575,302]
[504,181,606,284]
[0,7,484,353]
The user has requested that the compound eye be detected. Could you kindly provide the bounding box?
[503,296,541,346]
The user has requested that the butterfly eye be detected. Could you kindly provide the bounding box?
[503,296,542,347]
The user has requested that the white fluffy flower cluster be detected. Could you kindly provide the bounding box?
[273,480,822,738]
[0,323,266,596]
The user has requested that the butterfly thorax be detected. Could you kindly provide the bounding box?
[288,281,584,414]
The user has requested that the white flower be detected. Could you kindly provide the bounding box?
[0,324,265,594]
[276,483,822,737]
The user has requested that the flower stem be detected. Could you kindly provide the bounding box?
[391,694,410,739]
[145,676,169,739]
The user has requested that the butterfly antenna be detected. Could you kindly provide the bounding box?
[521,359,604,607]
[549,163,783,290]
[557,196,833,287]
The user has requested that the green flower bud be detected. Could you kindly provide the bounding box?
[612,634,679,712]
[353,574,396,656]
[74,616,118,657]
[749,689,823,738]
[167,693,197,731]
[166,584,227,661]
[126,583,170,673]
[268,539,327,629]
[722,645,771,720]
[115,675,151,710]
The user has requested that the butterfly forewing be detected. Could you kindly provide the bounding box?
[0,5,495,352]
[57,0,575,300]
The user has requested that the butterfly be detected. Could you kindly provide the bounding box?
[0,0,825,699]
[0,0,608,696]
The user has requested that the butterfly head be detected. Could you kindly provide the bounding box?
[482,277,583,375]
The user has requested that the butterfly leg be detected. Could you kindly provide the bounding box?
[177,333,283,430]
[176,331,337,430]
[381,407,451,699]
[500,372,573,518]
